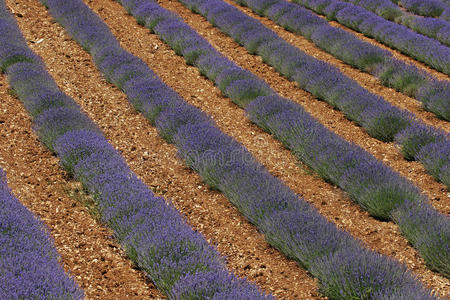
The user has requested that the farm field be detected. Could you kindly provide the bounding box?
[0,0,449,298]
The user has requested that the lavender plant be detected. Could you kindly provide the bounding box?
[0,169,83,299]
[232,0,450,121]
[38,0,444,296]
[114,0,449,278]
[0,2,267,298]
[292,0,450,74]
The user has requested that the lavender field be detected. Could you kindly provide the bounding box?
[0,0,449,298]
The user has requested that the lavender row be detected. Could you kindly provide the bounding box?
[292,0,450,75]
[38,0,445,296]
[119,0,449,278]
[327,0,450,46]
[232,0,450,121]
[0,169,83,299]
[400,15,450,46]
[0,2,266,298]
[174,0,450,188]
[400,0,450,21]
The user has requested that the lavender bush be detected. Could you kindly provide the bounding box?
[115,0,449,278]
[1,1,267,298]
[233,0,450,121]
[39,0,443,296]
[0,169,83,299]
[292,0,450,74]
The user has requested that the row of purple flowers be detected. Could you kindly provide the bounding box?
[292,0,450,75]
[398,0,450,21]
[40,0,441,298]
[0,1,266,298]
[122,0,448,278]
[0,167,83,299]
[323,0,450,46]
[232,0,450,121]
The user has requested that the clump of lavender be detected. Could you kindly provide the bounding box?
[310,247,437,299]
[0,169,83,299]
[416,79,450,121]
[417,141,450,188]
[401,0,446,17]
[395,123,448,161]
[402,16,450,46]
[376,58,428,96]
[392,200,450,277]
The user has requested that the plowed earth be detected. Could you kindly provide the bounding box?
[2,0,449,299]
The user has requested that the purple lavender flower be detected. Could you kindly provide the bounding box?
[0,43,40,72]
[310,247,436,299]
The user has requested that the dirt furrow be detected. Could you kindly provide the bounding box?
[0,75,163,299]
[286,1,450,82]
[161,0,450,215]
[87,0,447,296]
[10,0,326,298]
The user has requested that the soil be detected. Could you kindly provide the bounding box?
[3,0,449,298]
